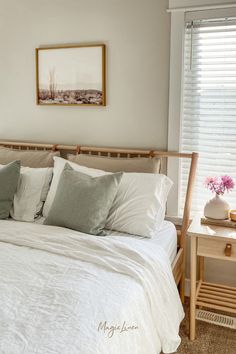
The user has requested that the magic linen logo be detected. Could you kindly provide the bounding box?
[97,321,139,338]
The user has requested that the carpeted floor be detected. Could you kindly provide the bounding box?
[176,299,236,354]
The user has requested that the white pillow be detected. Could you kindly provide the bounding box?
[36,168,54,215]
[43,157,172,237]
[40,168,54,202]
[9,166,53,222]
[43,157,107,217]
[105,173,173,237]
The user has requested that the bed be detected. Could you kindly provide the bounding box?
[0,141,198,354]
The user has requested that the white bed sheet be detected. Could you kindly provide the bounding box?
[152,221,177,264]
[35,218,177,263]
[103,221,177,264]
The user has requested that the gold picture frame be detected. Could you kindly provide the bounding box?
[36,44,106,106]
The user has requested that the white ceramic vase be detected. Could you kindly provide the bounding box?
[204,193,230,220]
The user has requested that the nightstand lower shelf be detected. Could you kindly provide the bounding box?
[196,281,236,315]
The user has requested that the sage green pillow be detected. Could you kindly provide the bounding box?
[44,164,123,235]
[0,160,21,219]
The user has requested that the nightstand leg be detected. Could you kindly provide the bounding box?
[198,256,205,309]
[199,256,204,281]
[190,236,197,340]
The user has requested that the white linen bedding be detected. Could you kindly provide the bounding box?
[152,221,177,264]
[36,218,177,264]
[0,220,184,354]
[105,221,177,264]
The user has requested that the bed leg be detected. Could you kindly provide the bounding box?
[179,273,185,304]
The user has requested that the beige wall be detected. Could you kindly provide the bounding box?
[0,0,170,149]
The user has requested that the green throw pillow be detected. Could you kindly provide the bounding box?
[44,164,123,235]
[0,160,21,219]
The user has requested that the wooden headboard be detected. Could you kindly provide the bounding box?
[0,142,198,242]
[0,140,198,245]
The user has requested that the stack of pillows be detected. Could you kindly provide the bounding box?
[0,147,58,222]
[0,147,173,238]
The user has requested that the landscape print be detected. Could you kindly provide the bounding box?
[36,45,105,106]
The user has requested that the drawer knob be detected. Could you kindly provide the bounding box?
[225,243,232,257]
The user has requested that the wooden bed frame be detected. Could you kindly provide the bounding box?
[0,140,198,303]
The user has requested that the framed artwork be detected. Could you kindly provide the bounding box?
[36,44,106,106]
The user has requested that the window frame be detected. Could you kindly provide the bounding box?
[167,4,236,216]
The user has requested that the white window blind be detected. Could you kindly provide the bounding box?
[181,18,236,213]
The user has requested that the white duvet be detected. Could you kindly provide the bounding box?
[0,220,184,354]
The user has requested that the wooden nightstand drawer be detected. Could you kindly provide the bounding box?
[198,238,236,261]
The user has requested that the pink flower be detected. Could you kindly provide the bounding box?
[204,175,235,195]
[204,176,214,186]
[221,175,235,191]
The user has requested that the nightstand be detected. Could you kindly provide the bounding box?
[188,216,236,340]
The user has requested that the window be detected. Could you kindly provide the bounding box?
[180,17,236,213]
